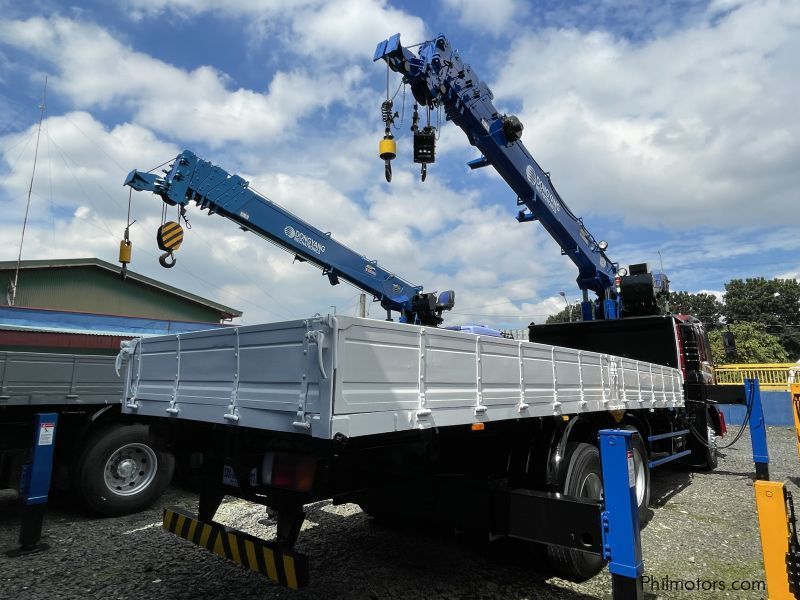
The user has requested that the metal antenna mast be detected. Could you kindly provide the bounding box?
[9,77,47,306]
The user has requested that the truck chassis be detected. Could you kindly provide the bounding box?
[120,315,706,583]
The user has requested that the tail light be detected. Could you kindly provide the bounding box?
[718,411,727,437]
[261,452,316,492]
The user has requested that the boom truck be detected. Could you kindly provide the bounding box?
[117,147,716,591]
[375,33,722,466]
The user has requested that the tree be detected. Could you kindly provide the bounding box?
[546,304,582,324]
[723,278,800,359]
[669,291,723,330]
[708,322,789,365]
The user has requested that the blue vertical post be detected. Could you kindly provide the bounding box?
[603,298,619,320]
[581,300,594,322]
[745,378,769,481]
[6,412,58,557]
[599,429,644,600]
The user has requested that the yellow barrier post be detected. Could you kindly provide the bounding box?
[792,383,800,464]
[754,481,792,599]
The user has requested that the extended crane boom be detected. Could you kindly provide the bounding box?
[375,34,662,320]
[124,150,454,326]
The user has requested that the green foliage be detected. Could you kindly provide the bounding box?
[709,322,789,365]
[723,278,800,359]
[546,304,582,324]
[543,278,800,363]
[669,291,723,330]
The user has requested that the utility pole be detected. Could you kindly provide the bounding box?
[358,293,366,318]
[559,291,572,322]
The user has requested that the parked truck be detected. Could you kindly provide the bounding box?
[117,171,719,586]
[110,32,725,588]
[0,307,228,516]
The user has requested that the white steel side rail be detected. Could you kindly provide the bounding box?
[121,316,685,439]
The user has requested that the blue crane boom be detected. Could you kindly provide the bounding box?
[375,34,636,320]
[124,150,454,326]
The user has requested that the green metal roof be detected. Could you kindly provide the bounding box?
[0,258,242,319]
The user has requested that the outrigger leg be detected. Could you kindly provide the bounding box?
[275,503,306,549]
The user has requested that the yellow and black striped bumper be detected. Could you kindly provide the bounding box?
[163,506,309,589]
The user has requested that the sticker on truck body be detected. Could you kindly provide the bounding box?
[38,422,55,446]
[627,450,636,488]
[223,465,258,488]
[223,465,239,487]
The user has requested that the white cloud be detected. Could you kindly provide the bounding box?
[292,0,426,57]
[2,2,797,333]
[776,270,800,280]
[118,0,426,58]
[491,0,800,229]
[0,111,179,221]
[0,109,568,328]
[697,289,725,303]
[443,0,526,35]
[0,16,364,147]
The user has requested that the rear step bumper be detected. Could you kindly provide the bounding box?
[162,507,309,589]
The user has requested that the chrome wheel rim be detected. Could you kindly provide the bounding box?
[632,447,646,507]
[578,471,604,500]
[104,443,158,496]
[707,425,718,453]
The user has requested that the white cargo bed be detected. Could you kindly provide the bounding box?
[120,315,684,440]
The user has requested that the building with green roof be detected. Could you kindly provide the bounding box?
[0,258,241,323]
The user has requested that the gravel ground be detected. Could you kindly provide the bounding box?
[1,426,797,600]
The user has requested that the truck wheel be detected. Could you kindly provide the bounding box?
[624,429,650,521]
[689,409,719,471]
[698,421,719,470]
[74,423,175,517]
[546,443,606,582]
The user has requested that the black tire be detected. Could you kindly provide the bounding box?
[73,423,174,517]
[546,443,606,582]
[699,419,719,471]
[690,410,719,471]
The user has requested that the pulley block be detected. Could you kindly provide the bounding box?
[413,127,436,165]
[157,221,184,252]
[119,224,133,281]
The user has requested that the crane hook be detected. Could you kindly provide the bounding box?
[379,98,397,183]
[118,222,135,281]
[159,251,176,268]
[420,163,427,182]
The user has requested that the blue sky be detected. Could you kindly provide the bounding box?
[0,0,797,327]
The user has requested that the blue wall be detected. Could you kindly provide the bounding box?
[718,391,793,427]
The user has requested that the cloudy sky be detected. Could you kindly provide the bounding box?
[0,0,797,327]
